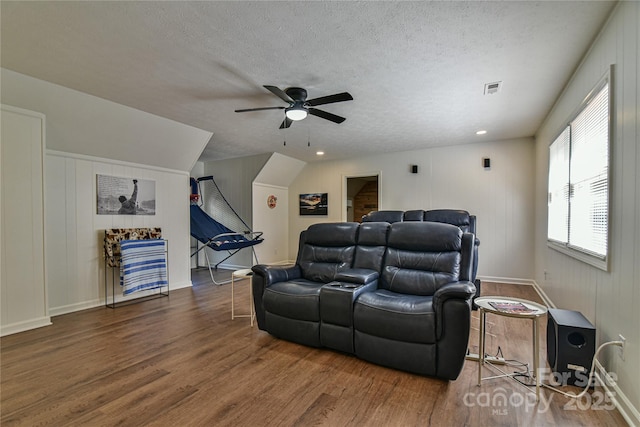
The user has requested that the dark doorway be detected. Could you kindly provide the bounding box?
[346,175,379,222]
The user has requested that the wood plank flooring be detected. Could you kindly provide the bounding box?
[1,270,627,426]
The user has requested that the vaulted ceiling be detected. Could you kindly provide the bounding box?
[1,1,616,163]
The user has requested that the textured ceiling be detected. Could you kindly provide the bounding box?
[1,1,615,163]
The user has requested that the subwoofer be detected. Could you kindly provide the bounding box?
[546,308,596,386]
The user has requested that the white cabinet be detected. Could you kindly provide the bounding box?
[1,105,50,335]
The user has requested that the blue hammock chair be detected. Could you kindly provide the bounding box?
[190,176,263,285]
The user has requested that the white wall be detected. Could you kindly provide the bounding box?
[1,70,212,317]
[534,2,639,423]
[289,137,535,281]
[252,183,289,264]
[252,153,306,265]
[1,69,211,172]
[46,151,192,314]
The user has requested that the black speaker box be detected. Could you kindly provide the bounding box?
[547,308,595,386]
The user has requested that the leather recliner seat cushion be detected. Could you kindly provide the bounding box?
[354,289,436,343]
[263,278,324,321]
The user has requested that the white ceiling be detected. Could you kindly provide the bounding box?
[1,1,616,163]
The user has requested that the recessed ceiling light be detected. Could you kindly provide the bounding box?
[316,151,324,156]
[476,130,487,135]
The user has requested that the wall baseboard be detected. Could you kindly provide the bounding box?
[476,276,557,309]
[477,275,535,286]
[0,316,52,337]
[595,359,640,427]
[50,299,102,317]
[49,281,193,317]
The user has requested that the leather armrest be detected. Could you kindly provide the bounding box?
[334,268,379,285]
[433,281,476,312]
[251,264,301,286]
[251,264,302,331]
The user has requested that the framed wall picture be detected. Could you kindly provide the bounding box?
[97,174,156,215]
[299,193,328,216]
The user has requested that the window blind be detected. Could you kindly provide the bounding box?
[568,83,609,256]
[548,127,570,243]
[547,81,609,260]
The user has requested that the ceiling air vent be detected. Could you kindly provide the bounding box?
[484,81,502,95]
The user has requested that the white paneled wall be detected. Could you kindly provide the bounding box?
[46,151,192,315]
[534,2,639,423]
[289,137,535,280]
[1,106,50,336]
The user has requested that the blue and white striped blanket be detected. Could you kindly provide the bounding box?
[119,239,168,295]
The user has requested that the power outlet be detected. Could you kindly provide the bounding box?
[618,334,626,361]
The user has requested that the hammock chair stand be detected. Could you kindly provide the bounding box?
[190,176,263,285]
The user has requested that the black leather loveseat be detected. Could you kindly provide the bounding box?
[251,220,476,380]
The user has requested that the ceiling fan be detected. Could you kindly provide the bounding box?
[235,85,353,129]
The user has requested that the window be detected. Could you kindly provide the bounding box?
[547,76,610,270]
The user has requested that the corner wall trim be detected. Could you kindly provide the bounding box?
[530,280,557,309]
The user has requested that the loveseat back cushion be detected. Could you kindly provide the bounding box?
[423,209,472,233]
[380,222,462,295]
[361,210,404,223]
[403,210,425,221]
[353,222,389,272]
[298,222,359,283]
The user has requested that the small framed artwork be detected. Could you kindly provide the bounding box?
[97,174,156,215]
[299,193,328,216]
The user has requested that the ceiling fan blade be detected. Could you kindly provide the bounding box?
[235,106,285,113]
[308,108,346,124]
[279,116,293,129]
[264,85,293,103]
[306,92,353,107]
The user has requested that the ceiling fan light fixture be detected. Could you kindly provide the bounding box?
[285,107,308,121]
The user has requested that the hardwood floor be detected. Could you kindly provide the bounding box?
[1,270,627,426]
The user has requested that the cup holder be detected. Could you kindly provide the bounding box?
[328,282,360,289]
